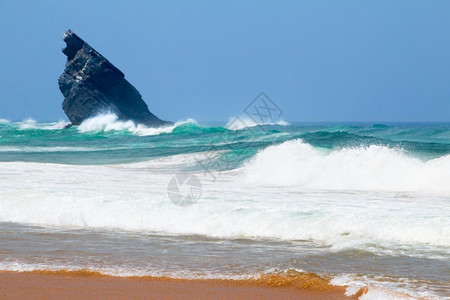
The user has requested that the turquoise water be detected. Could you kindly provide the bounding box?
[1,119,449,164]
[0,116,449,299]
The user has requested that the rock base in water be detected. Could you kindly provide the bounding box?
[58,30,170,127]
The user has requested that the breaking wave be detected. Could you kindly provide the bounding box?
[244,139,450,195]
[0,157,449,248]
[77,113,197,136]
[225,115,289,130]
[17,119,69,130]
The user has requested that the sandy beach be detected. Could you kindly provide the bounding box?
[0,270,361,299]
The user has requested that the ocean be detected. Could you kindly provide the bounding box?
[0,115,449,299]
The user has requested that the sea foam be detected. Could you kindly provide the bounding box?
[243,139,450,195]
[331,274,438,300]
[77,113,196,136]
[16,119,69,130]
[0,155,448,250]
[225,115,289,130]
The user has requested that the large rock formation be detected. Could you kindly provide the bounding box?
[58,30,170,127]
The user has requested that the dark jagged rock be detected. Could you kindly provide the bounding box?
[58,29,170,127]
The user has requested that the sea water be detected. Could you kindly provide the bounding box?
[0,115,449,299]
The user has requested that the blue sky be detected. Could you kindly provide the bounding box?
[0,1,449,122]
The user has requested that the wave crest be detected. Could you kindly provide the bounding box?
[77,113,197,136]
[244,139,450,194]
[226,116,289,130]
[17,119,69,130]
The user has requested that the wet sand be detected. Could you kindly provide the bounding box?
[0,271,362,299]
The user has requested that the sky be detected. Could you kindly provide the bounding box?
[0,0,449,122]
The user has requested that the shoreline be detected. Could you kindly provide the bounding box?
[0,270,363,299]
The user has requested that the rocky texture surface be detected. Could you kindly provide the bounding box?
[58,30,170,126]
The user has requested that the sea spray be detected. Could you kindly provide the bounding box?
[77,113,197,136]
[0,157,448,248]
[243,139,450,195]
[226,115,289,130]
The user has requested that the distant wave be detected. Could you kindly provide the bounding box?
[77,113,197,136]
[225,116,289,130]
[243,139,450,195]
[17,119,69,130]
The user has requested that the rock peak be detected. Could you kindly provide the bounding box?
[61,30,85,61]
[58,30,170,127]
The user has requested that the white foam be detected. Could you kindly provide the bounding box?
[359,288,415,300]
[77,113,196,136]
[225,115,289,130]
[0,135,449,255]
[41,120,70,129]
[331,274,440,300]
[18,118,38,129]
[0,118,9,123]
[0,156,449,250]
[0,261,253,280]
[16,119,69,130]
[243,139,450,195]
